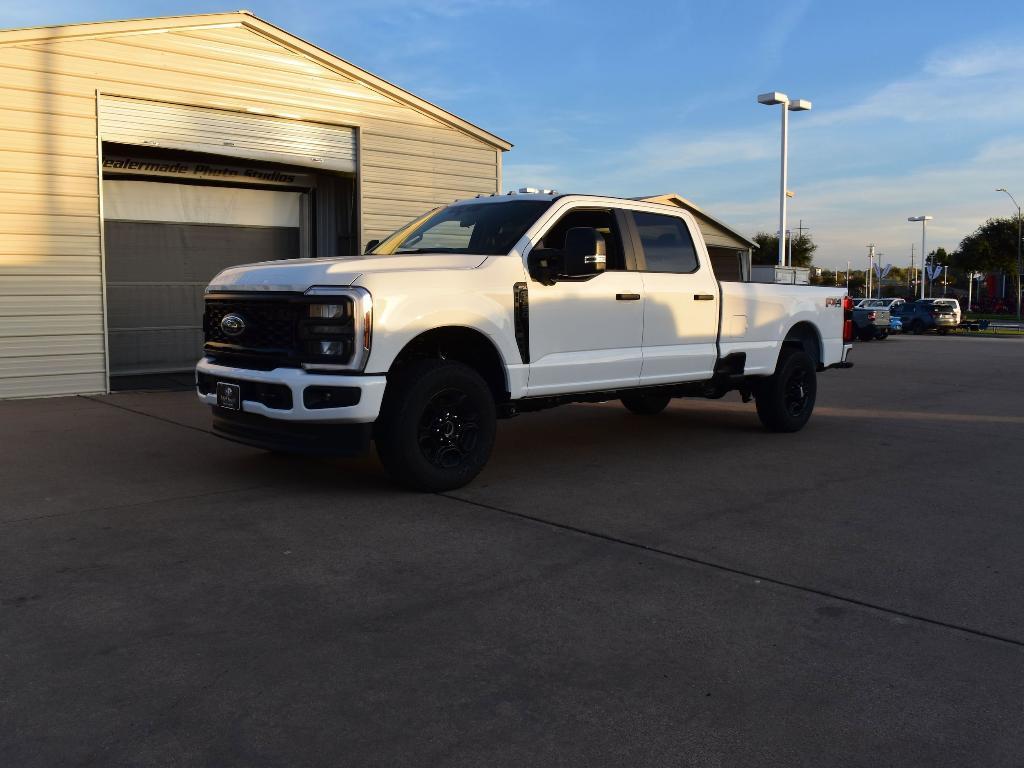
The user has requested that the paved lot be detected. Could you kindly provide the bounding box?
[2,335,1023,767]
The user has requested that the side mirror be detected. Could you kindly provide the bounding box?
[365,239,380,253]
[563,227,607,276]
[527,248,562,286]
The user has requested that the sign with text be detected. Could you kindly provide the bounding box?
[102,155,314,188]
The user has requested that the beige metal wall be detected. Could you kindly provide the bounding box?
[0,19,502,398]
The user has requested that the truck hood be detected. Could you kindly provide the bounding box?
[206,253,489,293]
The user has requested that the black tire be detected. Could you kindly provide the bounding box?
[878,331,889,340]
[375,359,496,492]
[938,328,949,336]
[858,326,874,341]
[620,391,672,415]
[753,348,817,433]
[911,320,925,335]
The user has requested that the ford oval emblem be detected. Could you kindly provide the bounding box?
[220,313,246,337]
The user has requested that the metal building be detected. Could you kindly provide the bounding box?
[0,11,509,397]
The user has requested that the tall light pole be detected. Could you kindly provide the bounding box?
[866,244,875,297]
[908,216,933,300]
[758,92,812,267]
[913,244,921,296]
[995,188,1022,322]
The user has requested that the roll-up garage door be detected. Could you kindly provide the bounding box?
[100,96,357,173]
[104,180,304,376]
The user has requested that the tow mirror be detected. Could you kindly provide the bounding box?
[527,248,562,286]
[563,227,607,276]
[365,239,380,253]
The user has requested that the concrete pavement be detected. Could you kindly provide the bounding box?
[2,335,1023,767]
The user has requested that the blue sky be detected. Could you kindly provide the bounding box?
[2,0,1023,269]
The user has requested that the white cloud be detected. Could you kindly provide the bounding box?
[716,136,1024,268]
[924,45,1024,78]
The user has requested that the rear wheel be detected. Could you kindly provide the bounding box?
[375,359,496,492]
[753,348,817,433]
[620,391,672,415]
[911,320,925,335]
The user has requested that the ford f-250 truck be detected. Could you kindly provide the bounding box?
[197,193,853,490]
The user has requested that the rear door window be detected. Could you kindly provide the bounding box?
[631,211,699,273]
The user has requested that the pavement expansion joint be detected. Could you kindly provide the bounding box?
[441,492,1024,650]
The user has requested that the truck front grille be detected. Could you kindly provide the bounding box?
[203,293,355,370]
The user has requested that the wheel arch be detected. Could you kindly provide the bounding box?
[781,321,823,369]
[387,326,509,401]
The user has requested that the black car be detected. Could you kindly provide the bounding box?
[893,301,958,335]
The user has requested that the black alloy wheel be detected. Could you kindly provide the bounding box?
[375,359,496,491]
[417,388,482,470]
[753,347,817,433]
[783,365,811,418]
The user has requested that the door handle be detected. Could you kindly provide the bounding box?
[616,293,641,301]
[693,294,716,301]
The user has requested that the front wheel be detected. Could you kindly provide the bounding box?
[375,359,497,491]
[753,348,817,433]
[911,320,925,335]
[621,391,672,415]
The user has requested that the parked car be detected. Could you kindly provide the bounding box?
[894,301,958,334]
[890,314,903,333]
[918,298,962,324]
[860,298,906,313]
[196,192,853,490]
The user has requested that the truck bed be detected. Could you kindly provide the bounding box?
[718,282,846,374]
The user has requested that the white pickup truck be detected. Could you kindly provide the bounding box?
[197,193,853,490]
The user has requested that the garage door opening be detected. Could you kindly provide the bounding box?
[104,179,306,383]
[101,145,357,389]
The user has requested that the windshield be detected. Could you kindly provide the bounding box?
[370,200,552,256]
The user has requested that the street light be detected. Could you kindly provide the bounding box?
[758,91,812,267]
[908,215,933,300]
[995,188,1022,322]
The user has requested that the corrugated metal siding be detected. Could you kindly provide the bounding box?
[99,97,358,173]
[0,21,501,398]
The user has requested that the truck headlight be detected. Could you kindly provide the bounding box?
[300,287,372,371]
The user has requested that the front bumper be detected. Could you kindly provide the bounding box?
[195,358,387,423]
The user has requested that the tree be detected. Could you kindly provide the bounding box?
[751,231,817,267]
[951,218,1019,276]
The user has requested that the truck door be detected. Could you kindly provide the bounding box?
[627,210,720,384]
[524,207,644,396]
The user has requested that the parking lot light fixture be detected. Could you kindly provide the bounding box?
[908,216,933,300]
[759,92,812,267]
[995,189,1022,322]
